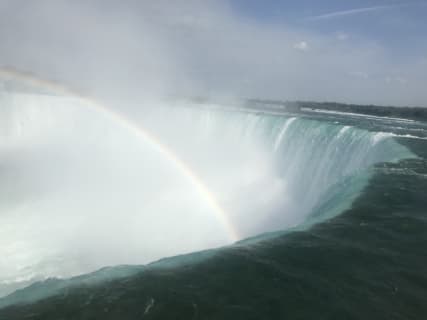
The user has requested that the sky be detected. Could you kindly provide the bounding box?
[0,0,426,106]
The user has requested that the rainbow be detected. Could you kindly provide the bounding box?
[0,67,239,242]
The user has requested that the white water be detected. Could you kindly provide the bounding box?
[0,93,414,297]
[301,107,416,123]
[0,93,230,297]
[273,118,296,151]
[137,102,413,236]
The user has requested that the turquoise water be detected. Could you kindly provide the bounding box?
[1,100,426,319]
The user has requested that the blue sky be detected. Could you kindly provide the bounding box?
[230,0,427,60]
[0,0,426,106]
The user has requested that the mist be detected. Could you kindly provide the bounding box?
[0,0,426,297]
[0,89,298,296]
[0,0,426,106]
[0,93,232,293]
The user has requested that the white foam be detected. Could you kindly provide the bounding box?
[273,117,296,151]
[301,108,415,123]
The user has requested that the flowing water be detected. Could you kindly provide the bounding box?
[1,92,426,319]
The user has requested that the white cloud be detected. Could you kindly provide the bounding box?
[0,0,425,106]
[307,4,403,21]
[349,71,369,79]
[336,32,349,41]
[385,76,408,85]
[293,41,309,51]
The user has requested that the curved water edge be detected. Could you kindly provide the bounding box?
[0,94,417,305]
[139,103,415,237]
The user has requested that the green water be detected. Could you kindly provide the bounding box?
[1,106,427,319]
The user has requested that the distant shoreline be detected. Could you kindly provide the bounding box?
[244,99,427,122]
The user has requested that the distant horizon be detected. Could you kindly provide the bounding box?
[184,95,427,109]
